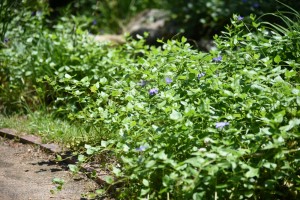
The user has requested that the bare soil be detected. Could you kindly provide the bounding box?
[0,137,97,200]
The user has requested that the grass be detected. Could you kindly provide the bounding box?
[0,112,100,149]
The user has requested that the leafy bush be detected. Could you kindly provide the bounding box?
[44,14,299,199]
[0,0,20,48]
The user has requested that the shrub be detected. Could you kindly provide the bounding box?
[51,14,299,199]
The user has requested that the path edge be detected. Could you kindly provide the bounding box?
[0,128,106,185]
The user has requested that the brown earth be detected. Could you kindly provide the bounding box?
[0,137,97,200]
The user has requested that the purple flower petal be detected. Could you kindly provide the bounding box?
[149,88,159,96]
[252,3,259,8]
[237,16,244,21]
[136,145,147,151]
[212,56,222,62]
[165,77,173,84]
[197,72,206,79]
[216,122,229,129]
[139,80,147,87]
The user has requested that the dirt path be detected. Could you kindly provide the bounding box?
[0,137,97,200]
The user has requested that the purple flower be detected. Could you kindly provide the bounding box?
[3,38,9,43]
[242,0,247,2]
[212,56,222,62]
[138,80,147,87]
[165,77,172,84]
[252,3,259,8]
[92,19,97,25]
[36,11,42,16]
[237,16,244,21]
[136,145,147,152]
[197,72,205,79]
[216,122,229,129]
[149,88,158,96]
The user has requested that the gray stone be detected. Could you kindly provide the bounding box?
[124,9,176,44]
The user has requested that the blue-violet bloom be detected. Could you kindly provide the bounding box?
[198,72,206,79]
[92,19,97,25]
[36,10,43,16]
[149,88,159,96]
[237,16,244,21]
[165,77,172,84]
[139,80,147,87]
[212,56,222,62]
[4,38,9,43]
[252,3,259,8]
[216,122,229,129]
[136,145,147,152]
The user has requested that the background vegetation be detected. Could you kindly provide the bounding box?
[1,0,300,199]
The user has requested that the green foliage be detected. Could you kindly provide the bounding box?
[163,0,300,39]
[52,0,162,33]
[1,4,300,199]
[0,0,20,48]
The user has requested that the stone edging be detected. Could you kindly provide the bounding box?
[0,128,62,153]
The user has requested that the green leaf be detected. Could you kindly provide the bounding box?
[64,73,72,79]
[146,160,156,168]
[86,148,94,155]
[142,179,149,187]
[101,140,107,147]
[78,154,85,162]
[86,193,97,199]
[263,162,277,169]
[216,184,228,189]
[100,77,108,84]
[52,178,64,185]
[181,37,187,43]
[95,189,105,195]
[285,70,297,79]
[178,75,187,80]
[104,176,114,184]
[280,118,300,132]
[273,110,285,123]
[170,110,183,121]
[112,167,121,176]
[274,55,281,64]
[245,167,259,178]
[155,151,168,160]
[90,84,98,93]
[55,155,62,161]
[68,164,79,173]
[112,89,122,96]
[26,37,33,43]
[141,188,150,196]
[185,157,205,167]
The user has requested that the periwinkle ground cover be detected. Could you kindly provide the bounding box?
[57,15,299,199]
[0,7,300,200]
